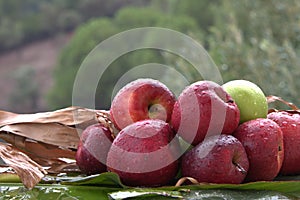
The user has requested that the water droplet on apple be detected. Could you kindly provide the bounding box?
[282,121,288,125]
[291,123,297,128]
[259,122,265,128]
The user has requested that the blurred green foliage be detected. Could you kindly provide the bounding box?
[48,18,120,108]
[49,0,300,109]
[207,0,300,108]
[9,66,39,113]
[1,0,299,110]
[0,0,149,52]
[48,7,202,109]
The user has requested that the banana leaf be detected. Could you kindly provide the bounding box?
[2,170,297,199]
[57,172,300,199]
[1,171,300,199]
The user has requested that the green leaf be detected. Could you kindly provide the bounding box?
[109,189,291,200]
[109,179,300,199]
[182,190,290,200]
[0,181,299,200]
[59,172,300,199]
[109,189,183,200]
[0,173,20,183]
[61,172,127,188]
[0,183,119,200]
[3,173,300,199]
[60,172,300,199]
[174,180,300,198]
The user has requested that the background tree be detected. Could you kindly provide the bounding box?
[0,0,149,52]
[2,0,299,111]
[9,66,39,113]
[48,7,203,109]
[207,0,300,107]
[47,18,120,109]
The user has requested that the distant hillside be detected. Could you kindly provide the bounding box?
[0,33,71,113]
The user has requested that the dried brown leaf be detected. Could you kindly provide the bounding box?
[0,133,76,163]
[0,106,99,127]
[0,122,80,149]
[96,110,118,137]
[0,107,114,181]
[267,95,299,110]
[47,160,79,174]
[0,142,47,189]
[175,177,200,187]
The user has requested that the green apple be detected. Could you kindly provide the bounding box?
[222,80,268,123]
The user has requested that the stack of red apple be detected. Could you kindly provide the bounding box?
[75,78,300,187]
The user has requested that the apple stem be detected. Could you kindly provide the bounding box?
[233,162,247,174]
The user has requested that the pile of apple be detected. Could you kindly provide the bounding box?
[75,78,300,187]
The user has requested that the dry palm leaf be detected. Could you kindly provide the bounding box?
[0,142,47,189]
[0,107,113,149]
[267,95,299,111]
[267,95,300,118]
[0,106,115,187]
[0,122,80,149]
[46,159,79,174]
[0,133,76,161]
[0,106,101,127]
[175,177,200,187]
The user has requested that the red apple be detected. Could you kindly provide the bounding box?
[76,123,114,175]
[233,118,284,181]
[110,78,176,130]
[181,135,249,184]
[171,80,240,146]
[106,119,180,187]
[268,111,300,175]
